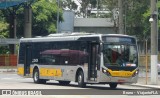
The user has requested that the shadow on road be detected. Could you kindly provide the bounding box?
[31,82,132,90]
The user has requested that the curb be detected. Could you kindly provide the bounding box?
[0,69,17,73]
[131,84,160,89]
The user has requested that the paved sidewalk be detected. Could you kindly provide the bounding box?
[0,68,17,73]
[131,67,160,89]
[131,77,160,89]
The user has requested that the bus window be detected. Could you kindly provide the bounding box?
[19,43,25,64]
[103,44,138,67]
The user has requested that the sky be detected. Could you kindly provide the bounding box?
[73,0,81,11]
[73,0,81,6]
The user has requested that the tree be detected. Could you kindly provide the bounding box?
[102,0,118,10]
[125,0,150,39]
[0,10,9,54]
[79,0,90,17]
[103,0,150,40]
[0,0,63,38]
[0,0,63,53]
[62,0,78,10]
[31,0,63,36]
[61,0,90,17]
[0,11,9,38]
[158,0,160,35]
[61,0,99,18]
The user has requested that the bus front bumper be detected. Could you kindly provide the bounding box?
[99,72,138,84]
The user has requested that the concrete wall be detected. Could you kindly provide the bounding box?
[74,27,117,34]
[59,10,74,33]
[59,11,116,34]
[74,18,116,34]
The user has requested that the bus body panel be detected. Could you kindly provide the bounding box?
[98,69,138,84]
[17,64,25,76]
[30,64,84,82]
[17,33,139,85]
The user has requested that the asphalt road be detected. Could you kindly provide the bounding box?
[0,73,160,98]
[0,73,151,89]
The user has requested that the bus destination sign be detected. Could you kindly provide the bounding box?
[102,36,136,44]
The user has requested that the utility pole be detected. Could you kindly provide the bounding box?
[24,5,32,38]
[124,4,127,34]
[150,0,158,84]
[13,13,17,54]
[97,0,99,17]
[57,0,60,33]
[118,0,124,34]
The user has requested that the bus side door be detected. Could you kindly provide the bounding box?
[88,42,100,81]
[24,44,32,76]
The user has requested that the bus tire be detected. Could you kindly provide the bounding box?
[77,71,86,88]
[33,69,46,84]
[109,83,117,89]
[58,81,70,85]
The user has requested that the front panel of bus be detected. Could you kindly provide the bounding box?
[100,36,138,84]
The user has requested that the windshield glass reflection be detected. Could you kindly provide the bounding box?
[103,44,138,67]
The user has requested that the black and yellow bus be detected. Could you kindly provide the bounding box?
[17,33,139,89]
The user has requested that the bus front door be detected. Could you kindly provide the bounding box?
[88,43,99,81]
[24,45,32,76]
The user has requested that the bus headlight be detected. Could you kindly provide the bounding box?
[132,69,139,77]
[102,68,111,76]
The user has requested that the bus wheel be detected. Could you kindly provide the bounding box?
[77,71,86,88]
[109,83,117,89]
[33,69,46,84]
[58,81,70,85]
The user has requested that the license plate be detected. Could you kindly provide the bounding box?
[111,71,132,77]
[118,79,125,83]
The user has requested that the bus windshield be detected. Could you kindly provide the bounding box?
[103,44,138,68]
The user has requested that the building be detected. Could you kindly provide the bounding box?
[59,10,117,34]
[59,10,74,33]
[74,18,116,34]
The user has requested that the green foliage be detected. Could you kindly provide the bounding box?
[0,10,9,54]
[90,0,97,8]
[31,0,62,36]
[125,0,150,40]
[102,0,118,10]
[103,0,150,40]
[0,11,9,38]
[0,46,9,54]
[62,0,78,10]
[0,0,62,37]
[158,0,160,31]
[142,9,150,39]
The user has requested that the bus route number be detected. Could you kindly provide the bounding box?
[32,59,38,63]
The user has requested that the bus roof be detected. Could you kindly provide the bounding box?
[20,33,136,43]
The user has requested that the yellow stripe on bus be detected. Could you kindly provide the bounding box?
[30,67,33,74]
[107,69,136,77]
[40,68,62,77]
[17,67,62,77]
[17,67,24,75]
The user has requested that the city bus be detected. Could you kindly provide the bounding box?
[17,33,139,89]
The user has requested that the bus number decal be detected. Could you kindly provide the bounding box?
[32,59,38,63]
